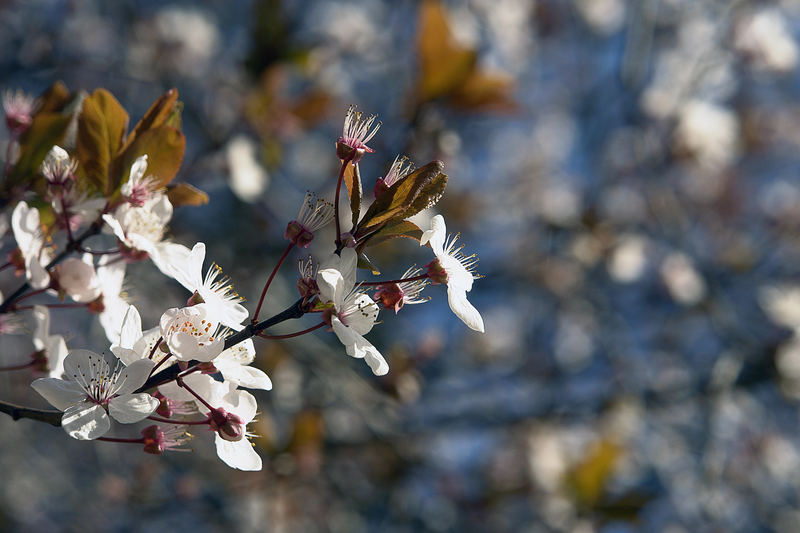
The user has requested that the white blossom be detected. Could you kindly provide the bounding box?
[160,304,224,362]
[31,350,158,440]
[57,254,101,303]
[317,248,388,375]
[32,305,67,378]
[11,201,51,289]
[168,242,248,330]
[420,214,484,333]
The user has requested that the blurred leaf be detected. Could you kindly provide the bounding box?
[36,81,71,114]
[76,89,129,194]
[342,161,362,229]
[357,161,446,235]
[416,0,516,111]
[450,70,517,112]
[565,440,623,508]
[119,88,179,155]
[364,220,423,248]
[115,125,185,191]
[417,0,476,101]
[8,113,72,188]
[166,183,209,207]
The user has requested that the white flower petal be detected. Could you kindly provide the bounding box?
[170,242,206,291]
[113,358,156,395]
[32,305,50,351]
[63,350,106,384]
[150,241,193,280]
[61,402,110,440]
[216,360,272,390]
[317,268,345,306]
[108,393,159,423]
[117,305,143,350]
[45,335,68,378]
[446,285,485,333]
[222,389,257,422]
[215,435,262,471]
[420,214,446,254]
[31,378,86,410]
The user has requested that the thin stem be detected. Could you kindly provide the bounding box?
[61,197,73,244]
[334,156,353,251]
[258,321,325,339]
[0,261,13,273]
[11,287,49,304]
[148,337,163,360]
[252,242,294,323]
[0,400,61,425]
[97,436,145,444]
[148,415,210,426]
[0,360,34,371]
[177,378,214,412]
[359,273,430,286]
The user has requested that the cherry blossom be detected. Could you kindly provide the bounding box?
[317,248,388,375]
[31,350,158,440]
[168,242,248,330]
[420,214,484,333]
[11,201,51,289]
[31,305,67,377]
[160,304,224,362]
[57,254,101,303]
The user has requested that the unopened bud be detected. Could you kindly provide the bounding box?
[208,407,245,442]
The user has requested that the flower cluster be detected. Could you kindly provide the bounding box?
[0,86,484,471]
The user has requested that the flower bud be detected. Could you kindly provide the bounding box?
[208,407,245,442]
[373,178,389,198]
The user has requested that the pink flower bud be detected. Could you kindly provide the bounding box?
[141,425,166,455]
[425,258,449,285]
[208,407,245,442]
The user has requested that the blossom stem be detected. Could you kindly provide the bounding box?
[0,219,103,314]
[0,261,13,272]
[148,337,164,360]
[257,321,326,339]
[0,360,34,371]
[9,288,49,305]
[334,156,353,252]
[359,273,430,286]
[177,378,215,412]
[97,436,145,444]
[147,415,210,426]
[252,242,294,323]
[148,352,172,378]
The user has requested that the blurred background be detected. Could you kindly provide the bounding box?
[2,0,800,531]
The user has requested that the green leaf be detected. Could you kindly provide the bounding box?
[114,125,186,191]
[75,89,129,194]
[166,183,209,207]
[357,161,446,235]
[342,161,362,230]
[9,113,72,188]
[361,220,422,248]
